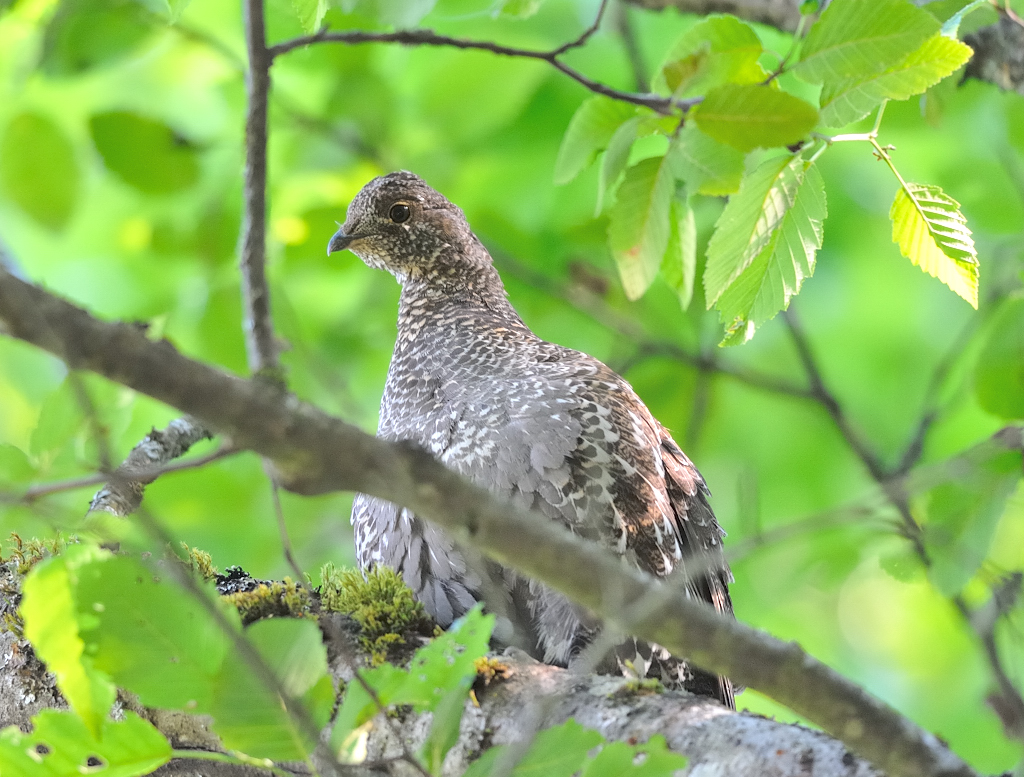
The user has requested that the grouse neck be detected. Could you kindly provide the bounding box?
[396,263,529,335]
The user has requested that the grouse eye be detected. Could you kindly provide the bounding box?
[389,203,411,223]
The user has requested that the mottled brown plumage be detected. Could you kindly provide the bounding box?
[329,171,735,707]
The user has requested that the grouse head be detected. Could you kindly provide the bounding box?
[328,171,489,285]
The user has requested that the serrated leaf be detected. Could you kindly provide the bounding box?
[608,156,675,300]
[655,15,767,98]
[290,0,327,33]
[661,198,697,310]
[596,117,639,215]
[974,298,1024,419]
[0,113,79,231]
[554,98,637,185]
[820,33,972,127]
[89,112,199,194]
[795,0,939,84]
[21,548,117,738]
[716,161,827,345]
[694,84,818,152]
[703,154,799,305]
[0,711,171,777]
[889,182,978,307]
[668,125,744,196]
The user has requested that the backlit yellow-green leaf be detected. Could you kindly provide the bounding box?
[889,182,978,307]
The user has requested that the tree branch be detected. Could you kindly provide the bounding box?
[267,29,694,115]
[241,0,279,376]
[781,307,1024,747]
[0,266,980,777]
[622,0,806,32]
[88,418,216,517]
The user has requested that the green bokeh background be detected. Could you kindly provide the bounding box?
[0,0,1022,770]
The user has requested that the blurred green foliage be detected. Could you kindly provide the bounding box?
[0,0,1022,771]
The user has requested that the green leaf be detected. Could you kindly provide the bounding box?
[974,298,1024,419]
[923,450,1022,596]
[889,181,978,308]
[0,711,171,777]
[463,720,604,777]
[608,155,675,300]
[596,117,640,215]
[89,112,200,194]
[210,617,333,761]
[693,85,819,152]
[21,549,117,738]
[795,0,940,84]
[655,15,767,98]
[332,607,493,764]
[554,98,637,185]
[0,444,36,484]
[73,554,229,711]
[290,0,327,33]
[716,160,827,346]
[668,125,744,196]
[0,113,79,231]
[134,0,192,20]
[580,736,687,776]
[703,154,798,305]
[820,33,973,127]
[661,198,697,310]
[499,0,543,17]
[29,381,83,459]
[40,0,154,75]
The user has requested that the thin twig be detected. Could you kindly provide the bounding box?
[550,0,610,56]
[495,251,814,400]
[612,0,649,92]
[268,29,695,115]
[782,308,890,483]
[268,475,307,585]
[7,446,238,505]
[240,0,280,376]
[67,373,113,473]
[133,507,332,774]
[782,304,1024,743]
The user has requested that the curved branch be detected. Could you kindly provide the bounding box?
[268,29,694,115]
[0,266,980,777]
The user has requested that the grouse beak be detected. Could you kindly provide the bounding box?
[327,228,357,256]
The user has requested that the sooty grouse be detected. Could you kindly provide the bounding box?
[328,171,735,707]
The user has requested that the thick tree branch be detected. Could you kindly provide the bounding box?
[268,29,694,115]
[0,267,980,777]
